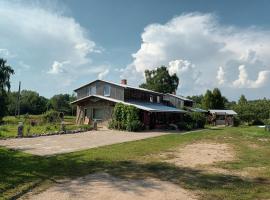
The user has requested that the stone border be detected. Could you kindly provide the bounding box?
[15,128,93,138]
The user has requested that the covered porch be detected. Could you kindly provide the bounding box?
[71,95,187,129]
[141,111,184,130]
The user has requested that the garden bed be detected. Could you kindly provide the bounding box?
[0,115,92,138]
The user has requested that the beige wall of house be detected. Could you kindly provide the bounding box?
[76,80,124,101]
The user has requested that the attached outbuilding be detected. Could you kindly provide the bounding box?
[208,109,237,126]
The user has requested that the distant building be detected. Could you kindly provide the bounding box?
[208,109,237,126]
[71,79,199,129]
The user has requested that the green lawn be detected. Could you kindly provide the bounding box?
[0,115,86,138]
[0,126,270,199]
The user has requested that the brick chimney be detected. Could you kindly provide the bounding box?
[121,79,127,85]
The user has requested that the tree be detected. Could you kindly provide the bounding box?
[202,88,226,109]
[212,88,225,109]
[238,94,247,105]
[202,90,213,109]
[231,98,270,124]
[187,95,204,107]
[139,66,179,93]
[0,59,14,122]
[20,90,48,114]
[7,90,48,115]
[48,94,76,115]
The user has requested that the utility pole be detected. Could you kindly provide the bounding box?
[15,81,21,118]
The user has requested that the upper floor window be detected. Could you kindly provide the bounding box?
[157,96,160,103]
[89,85,96,95]
[104,84,111,96]
[150,95,153,103]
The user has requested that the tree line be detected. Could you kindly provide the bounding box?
[0,58,76,122]
[7,91,76,116]
[188,92,270,125]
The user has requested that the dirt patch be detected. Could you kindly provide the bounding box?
[164,142,235,168]
[247,143,260,149]
[23,173,197,200]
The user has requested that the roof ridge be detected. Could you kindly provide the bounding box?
[74,79,163,95]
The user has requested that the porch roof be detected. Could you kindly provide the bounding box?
[187,107,208,113]
[71,95,186,113]
[209,109,237,115]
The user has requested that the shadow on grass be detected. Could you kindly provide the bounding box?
[1,147,269,200]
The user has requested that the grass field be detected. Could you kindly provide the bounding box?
[0,115,86,138]
[0,126,270,199]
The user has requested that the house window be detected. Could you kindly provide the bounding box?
[157,96,160,103]
[150,95,153,103]
[89,85,96,95]
[93,108,104,120]
[104,84,111,96]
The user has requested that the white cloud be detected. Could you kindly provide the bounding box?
[233,65,270,88]
[98,69,110,80]
[217,66,225,85]
[168,60,202,94]
[48,60,70,74]
[0,1,102,91]
[124,13,270,98]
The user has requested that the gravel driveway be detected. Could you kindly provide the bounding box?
[0,130,169,156]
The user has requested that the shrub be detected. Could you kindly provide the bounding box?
[42,110,60,123]
[177,122,188,130]
[190,112,206,128]
[30,120,37,126]
[233,116,240,127]
[250,119,265,126]
[45,125,52,131]
[23,113,29,122]
[185,123,193,131]
[110,103,142,132]
[77,124,93,131]
[263,119,270,125]
[177,112,206,130]
[126,120,143,132]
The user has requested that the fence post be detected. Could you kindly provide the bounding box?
[17,122,24,137]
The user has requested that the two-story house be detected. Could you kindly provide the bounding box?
[71,79,193,129]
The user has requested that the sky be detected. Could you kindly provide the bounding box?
[1,0,270,100]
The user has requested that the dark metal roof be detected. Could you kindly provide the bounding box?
[165,93,193,102]
[71,95,186,113]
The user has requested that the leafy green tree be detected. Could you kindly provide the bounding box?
[139,66,179,93]
[7,90,48,115]
[19,90,48,115]
[212,88,225,109]
[7,91,18,115]
[0,59,14,122]
[231,96,270,124]
[187,95,204,106]
[202,88,226,109]
[48,94,76,115]
[238,94,248,105]
[202,90,213,109]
